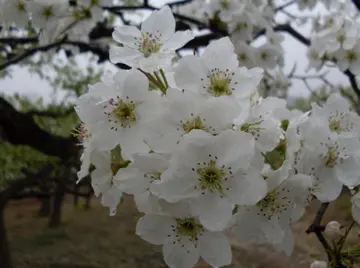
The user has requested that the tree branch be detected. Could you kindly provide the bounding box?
[306,202,333,262]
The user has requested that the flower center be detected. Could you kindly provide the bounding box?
[140,32,161,58]
[182,116,204,133]
[220,0,230,9]
[42,6,54,18]
[325,147,338,168]
[176,218,203,240]
[111,100,136,128]
[208,70,233,97]
[261,51,269,60]
[256,188,290,217]
[16,1,26,11]
[72,123,90,145]
[197,160,225,191]
[347,51,357,62]
[329,118,342,133]
[144,172,161,183]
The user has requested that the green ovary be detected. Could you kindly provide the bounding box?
[176,218,203,240]
[208,73,231,97]
[182,116,204,133]
[325,147,337,168]
[112,100,136,128]
[197,160,225,191]
[140,33,161,58]
[329,119,342,133]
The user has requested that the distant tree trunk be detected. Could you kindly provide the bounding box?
[73,183,80,208]
[0,208,12,268]
[84,191,92,210]
[48,181,65,228]
[38,197,51,217]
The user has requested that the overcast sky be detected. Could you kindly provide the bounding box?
[0,2,350,104]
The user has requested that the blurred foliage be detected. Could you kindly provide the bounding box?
[0,54,104,187]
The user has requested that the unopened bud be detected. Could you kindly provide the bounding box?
[324,221,342,241]
[310,260,327,268]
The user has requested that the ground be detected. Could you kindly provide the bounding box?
[4,192,360,268]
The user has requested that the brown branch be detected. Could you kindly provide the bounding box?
[306,203,333,262]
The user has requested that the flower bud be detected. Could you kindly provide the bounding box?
[324,221,342,241]
[310,261,327,268]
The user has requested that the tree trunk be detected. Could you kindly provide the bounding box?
[0,209,12,268]
[38,197,51,217]
[84,193,92,210]
[48,182,65,228]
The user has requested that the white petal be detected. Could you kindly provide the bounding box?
[201,37,238,71]
[336,156,360,188]
[191,193,233,231]
[109,45,143,66]
[161,30,194,51]
[121,69,149,101]
[136,214,175,245]
[314,168,343,202]
[134,191,162,214]
[225,167,267,205]
[211,130,255,172]
[112,26,142,48]
[199,231,232,267]
[163,240,199,268]
[151,169,200,203]
[174,55,207,92]
[141,5,175,43]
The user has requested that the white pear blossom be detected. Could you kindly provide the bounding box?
[75,69,160,157]
[115,153,169,214]
[351,192,360,224]
[136,213,232,268]
[152,130,267,231]
[110,5,194,71]
[310,93,360,139]
[0,0,29,27]
[234,97,285,153]
[175,37,263,100]
[28,0,68,28]
[145,88,240,153]
[233,165,312,256]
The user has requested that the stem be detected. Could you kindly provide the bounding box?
[306,202,334,262]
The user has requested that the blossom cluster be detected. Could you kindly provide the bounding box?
[71,6,360,268]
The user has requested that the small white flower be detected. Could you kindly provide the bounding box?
[255,43,282,70]
[115,152,169,214]
[136,213,232,268]
[175,37,263,100]
[232,167,312,256]
[335,44,360,73]
[110,5,194,71]
[311,93,360,139]
[0,0,29,27]
[75,69,160,157]
[234,41,257,69]
[234,97,285,153]
[152,130,267,231]
[145,88,240,154]
[209,0,245,22]
[28,0,69,28]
